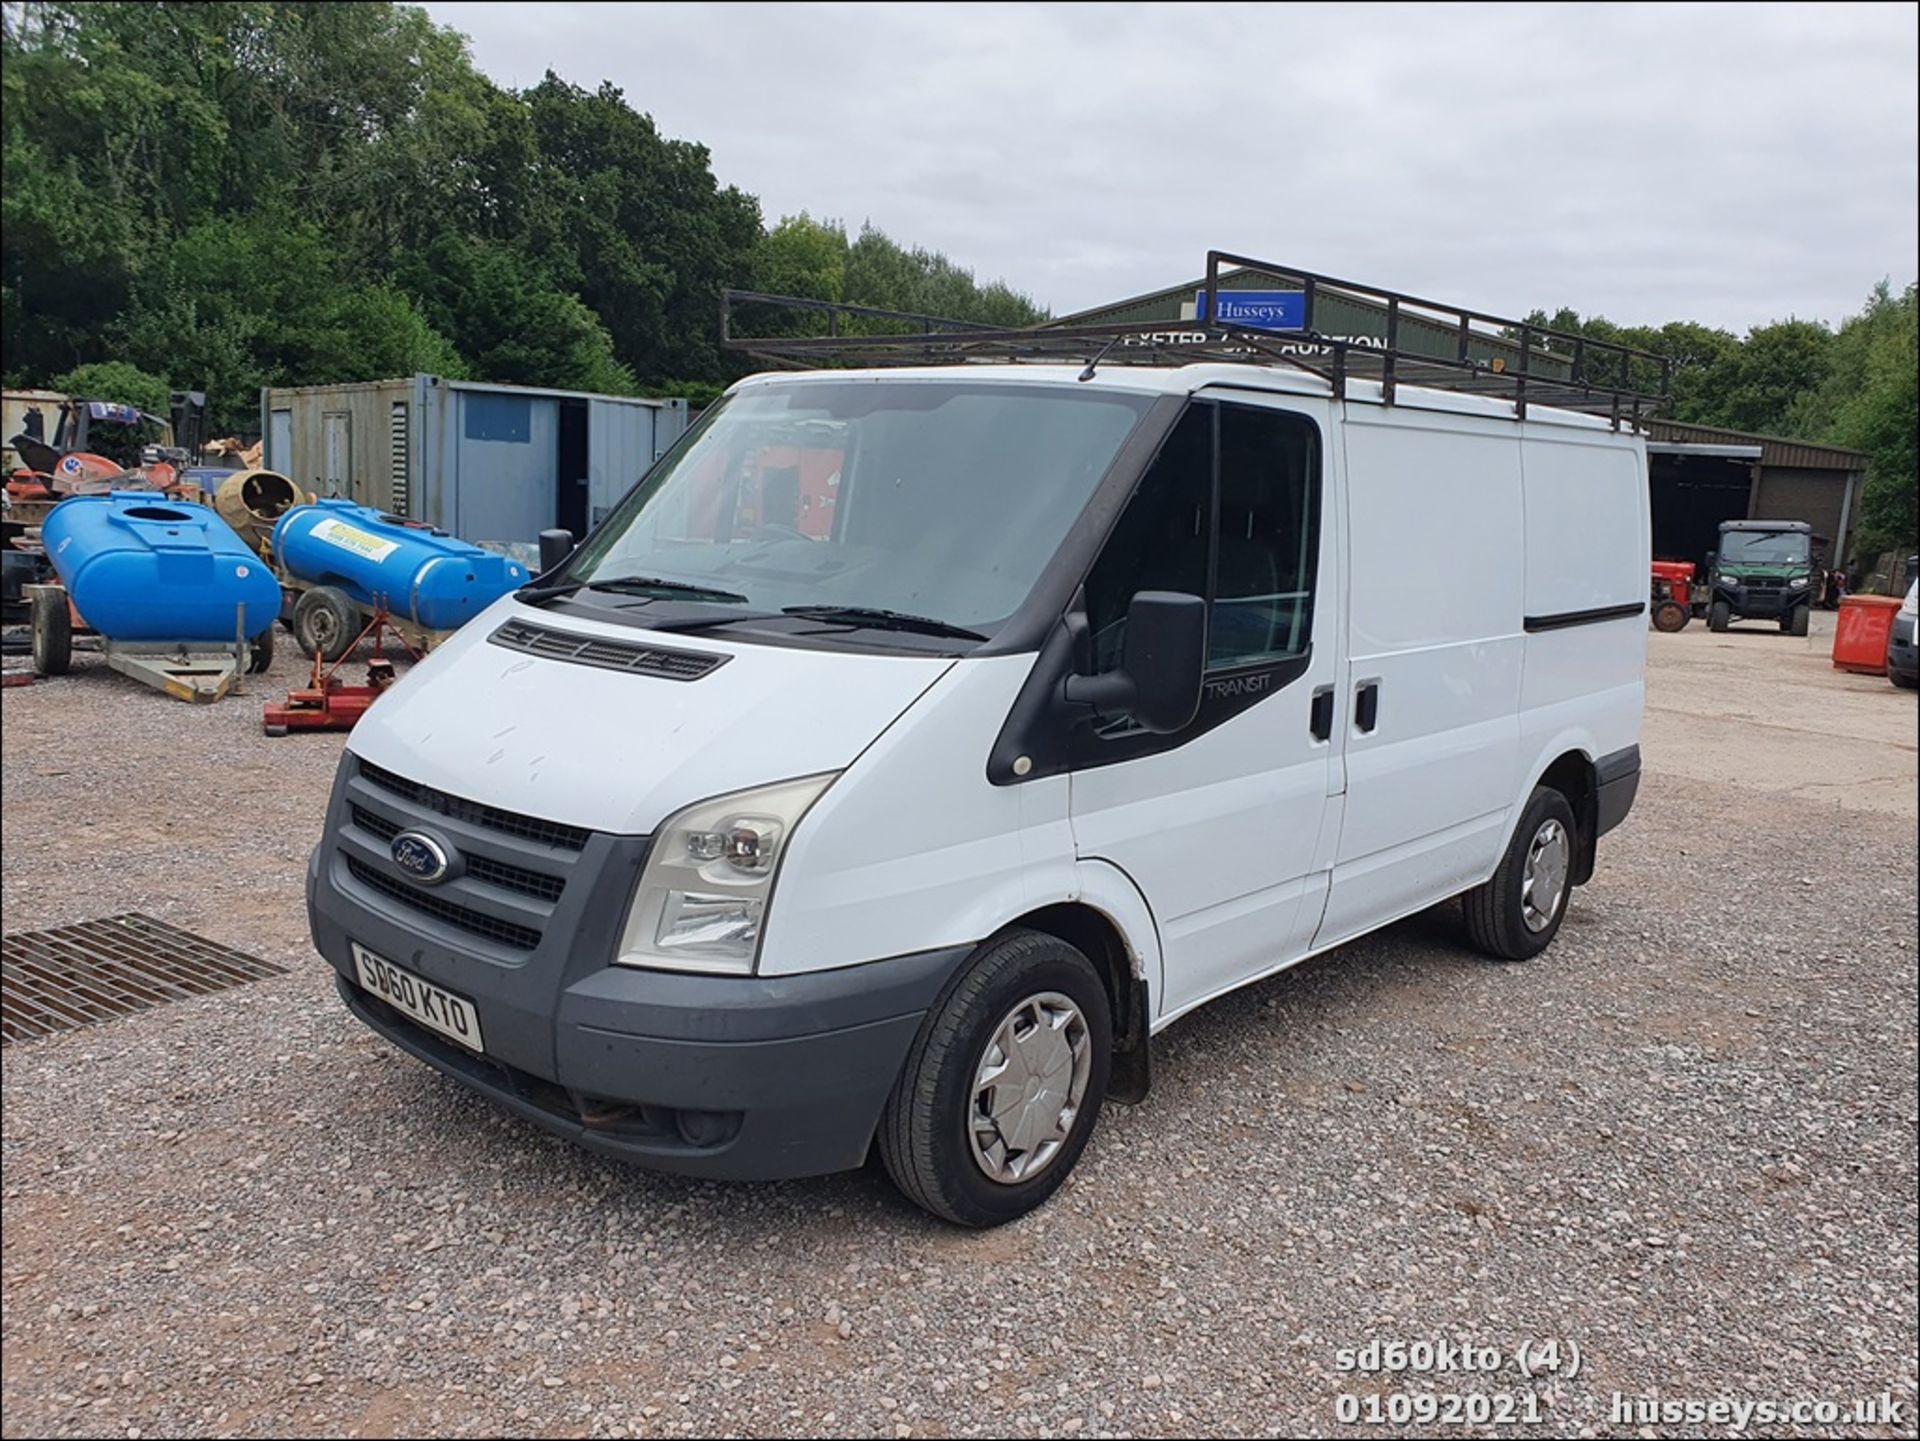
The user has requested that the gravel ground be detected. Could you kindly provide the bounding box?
[2,622,1916,1439]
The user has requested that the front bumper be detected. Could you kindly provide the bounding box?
[308,758,969,1181]
[1716,583,1807,619]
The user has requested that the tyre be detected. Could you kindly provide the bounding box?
[1651,600,1688,632]
[1463,786,1578,961]
[878,929,1112,1227]
[247,621,275,674]
[292,585,359,662]
[30,589,71,677]
[1708,599,1731,633]
[1893,670,1919,690]
[1787,603,1809,637]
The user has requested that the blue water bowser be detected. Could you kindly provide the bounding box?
[270,499,528,633]
[41,492,282,643]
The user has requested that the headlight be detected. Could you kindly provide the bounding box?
[1788,573,1810,586]
[616,773,836,975]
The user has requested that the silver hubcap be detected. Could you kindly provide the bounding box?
[969,991,1091,1185]
[1522,817,1570,933]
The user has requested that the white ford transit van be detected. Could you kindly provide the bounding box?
[310,342,1648,1226]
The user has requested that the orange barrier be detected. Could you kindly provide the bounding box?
[1832,595,1903,675]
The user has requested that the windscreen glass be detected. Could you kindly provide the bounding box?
[1720,531,1809,566]
[565,382,1150,631]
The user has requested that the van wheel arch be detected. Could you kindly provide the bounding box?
[1535,750,1598,885]
[1002,903,1152,1105]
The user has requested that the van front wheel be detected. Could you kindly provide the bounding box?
[1462,787,1579,961]
[878,930,1112,1227]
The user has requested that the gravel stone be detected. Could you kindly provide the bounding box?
[2,615,1915,1437]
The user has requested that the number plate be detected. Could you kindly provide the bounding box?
[352,942,485,1054]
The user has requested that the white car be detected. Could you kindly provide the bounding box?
[308,359,1648,1225]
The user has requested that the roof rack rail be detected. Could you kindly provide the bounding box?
[719,250,1673,427]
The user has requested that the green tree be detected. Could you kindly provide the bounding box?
[750,215,847,303]
[398,233,635,394]
[52,360,171,416]
[1696,319,1833,435]
[119,214,464,432]
[1,2,1060,413]
[519,75,764,383]
[1801,282,1918,559]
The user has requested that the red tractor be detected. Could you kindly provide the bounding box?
[1650,559,1695,632]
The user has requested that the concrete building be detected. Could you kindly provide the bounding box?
[1642,420,1868,572]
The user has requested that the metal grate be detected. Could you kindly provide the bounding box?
[489,618,728,682]
[345,856,543,951]
[358,760,591,852]
[2,914,288,1045]
[389,401,410,518]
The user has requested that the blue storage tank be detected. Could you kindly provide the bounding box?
[42,492,282,643]
[271,499,528,632]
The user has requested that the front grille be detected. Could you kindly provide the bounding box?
[349,804,566,903]
[345,856,543,951]
[489,618,728,682]
[351,804,399,841]
[359,760,589,852]
[465,854,566,903]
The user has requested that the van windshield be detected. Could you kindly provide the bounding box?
[1719,530,1809,566]
[562,381,1152,634]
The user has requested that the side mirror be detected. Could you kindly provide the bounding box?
[1705,551,1717,569]
[538,528,576,575]
[1063,591,1206,735]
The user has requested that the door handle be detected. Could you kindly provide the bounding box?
[1309,685,1334,741]
[1355,680,1380,734]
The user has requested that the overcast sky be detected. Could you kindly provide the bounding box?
[423,1,1917,334]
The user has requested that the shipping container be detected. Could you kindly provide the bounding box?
[258,376,689,549]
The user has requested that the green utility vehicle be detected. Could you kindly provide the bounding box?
[1707,520,1814,636]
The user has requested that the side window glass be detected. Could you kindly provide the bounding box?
[1211,405,1319,668]
[1081,408,1211,673]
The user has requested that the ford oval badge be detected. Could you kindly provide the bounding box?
[390,831,451,885]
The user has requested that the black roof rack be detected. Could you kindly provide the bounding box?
[720,249,1673,428]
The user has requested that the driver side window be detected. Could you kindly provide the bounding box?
[1082,400,1320,675]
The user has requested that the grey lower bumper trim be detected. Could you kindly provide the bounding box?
[1595,744,1641,837]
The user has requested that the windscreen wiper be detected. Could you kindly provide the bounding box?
[780,605,988,642]
[518,574,750,606]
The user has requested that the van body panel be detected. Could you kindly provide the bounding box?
[1068,393,1344,1019]
[346,595,952,837]
[1518,422,1651,623]
[757,655,1072,977]
[1319,407,1527,942]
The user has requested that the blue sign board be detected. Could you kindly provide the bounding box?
[1195,289,1306,331]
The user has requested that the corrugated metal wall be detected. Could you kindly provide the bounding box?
[587,398,659,526]
[447,387,559,546]
[1642,419,1868,473]
[261,379,412,512]
[262,377,688,546]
